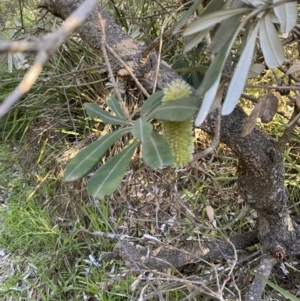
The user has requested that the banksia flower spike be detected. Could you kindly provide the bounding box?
[162,79,194,167]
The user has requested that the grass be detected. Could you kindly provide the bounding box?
[0,144,125,300]
[1,100,299,300]
[0,131,247,300]
[2,124,298,300]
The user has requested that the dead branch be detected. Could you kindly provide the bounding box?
[0,0,98,119]
[193,107,221,160]
[241,93,300,127]
[113,232,258,270]
[245,255,278,301]
[276,99,300,152]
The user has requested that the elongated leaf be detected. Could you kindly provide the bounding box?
[242,0,263,6]
[132,118,153,141]
[287,61,300,75]
[273,0,297,33]
[107,96,126,119]
[211,19,241,55]
[191,71,202,89]
[184,27,212,52]
[84,103,132,125]
[203,0,225,13]
[210,0,246,54]
[241,99,263,137]
[195,78,220,126]
[260,92,278,123]
[174,66,207,73]
[148,96,201,121]
[64,128,131,182]
[239,21,251,54]
[183,8,249,36]
[209,82,225,114]
[210,14,243,54]
[247,63,265,78]
[142,132,173,168]
[259,14,285,68]
[222,23,259,115]
[206,205,215,223]
[173,0,224,37]
[197,26,241,96]
[184,0,225,45]
[173,0,203,35]
[140,91,164,118]
[87,142,139,199]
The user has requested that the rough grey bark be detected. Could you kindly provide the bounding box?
[38,0,300,298]
[202,107,300,258]
[113,231,258,269]
[37,0,179,91]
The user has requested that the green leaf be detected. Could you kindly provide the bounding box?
[191,72,202,89]
[84,103,132,125]
[173,0,204,35]
[197,27,240,96]
[253,272,300,301]
[64,128,131,182]
[183,0,225,50]
[87,141,139,199]
[183,8,249,36]
[183,0,225,48]
[273,0,297,33]
[107,96,126,119]
[140,91,164,118]
[195,78,220,126]
[210,0,247,54]
[222,23,259,116]
[247,63,265,78]
[132,118,153,141]
[287,61,300,75]
[259,13,285,68]
[203,0,225,13]
[142,132,173,168]
[209,82,224,113]
[148,96,201,121]
[184,27,212,52]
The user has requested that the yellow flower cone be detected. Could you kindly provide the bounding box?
[162,80,194,167]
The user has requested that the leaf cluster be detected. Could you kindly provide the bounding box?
[176,0,298,126]
[64,93,200,199]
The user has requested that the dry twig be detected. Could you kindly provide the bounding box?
[0,0,98,119]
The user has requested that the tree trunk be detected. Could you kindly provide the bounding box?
[39,0,300,297]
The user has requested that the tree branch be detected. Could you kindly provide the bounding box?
[113,232,258,270]
[193,107,221,160]
[276,100,300,152]
[245,255,278,301]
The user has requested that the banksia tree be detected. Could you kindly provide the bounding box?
[162,79,194,167]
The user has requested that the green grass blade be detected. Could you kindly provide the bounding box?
[253,272,300,301]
